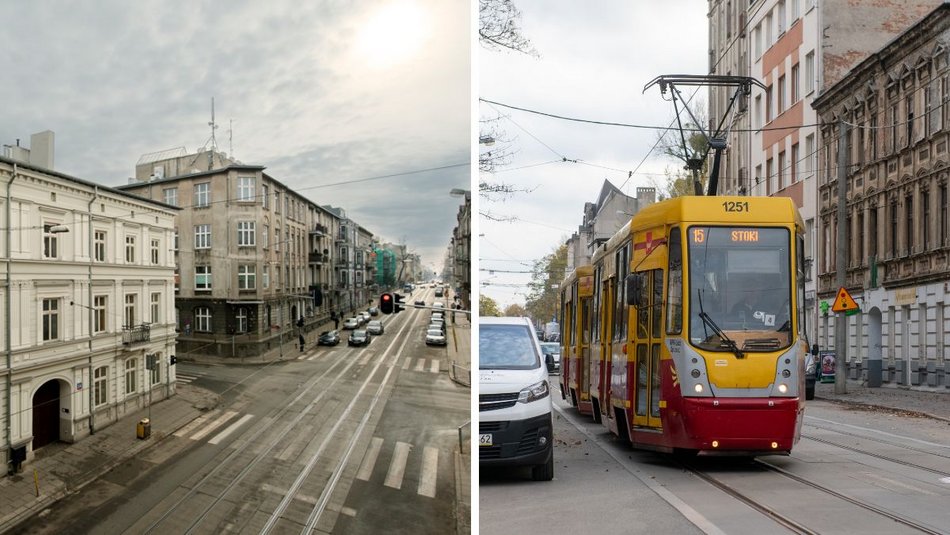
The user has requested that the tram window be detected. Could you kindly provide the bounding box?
[636,272,650,338]
[651,269,663,338]
[667,228,683,334]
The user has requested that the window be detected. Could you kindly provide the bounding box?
[125,359,137,395]
[42,298,59,341]
[195,224,211,249]
[906,195,914,252]
[791,0,800,21]
[151,239,160,264]
[925,85,933,138]
[754,95,762,128]
[174,229,179,251]
[125,294,136,328]
[755,164,762,190]
[777,1,786,34]
[766,84,773,123]
[94,295,107,333]
[765,12,772,46]
[195,183,210,208]
[195,266,212,290]
[275,191,281,213]
[236,307,248,333]
[263,265,270,288]
[766,158,774,195]
[870,115,878,160]
[151,292,161,324]
[943,185,949,247]
[906,94,915,145]
[195,307,212,332]
[790,64,800,104]
[891,103,899,154]
[237,221,256,246]
[805,51,815,94]
[890,200,898,258]
[94,230,106,262]
[238,264,256,290]
[237,176,255,202]
[754,24,762,57]
[263,224,269,248]
[94,366,108,406]
[923,191,931,251]
[869,208,878,258]
[791,143,799,184]
[125,235,136,263]
[262,184,269,209]
[150,355,160,385]
[805,134,815,175]
[275,228,280,252]
[163,187,178,207]
[43,223,60,259]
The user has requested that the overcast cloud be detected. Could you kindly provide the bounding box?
[0,0,470,269]
[479,0,708,307]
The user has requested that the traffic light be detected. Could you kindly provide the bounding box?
[380,292,394,314]
[393,293,406,313]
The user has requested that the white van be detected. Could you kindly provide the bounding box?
[478,316,554,481]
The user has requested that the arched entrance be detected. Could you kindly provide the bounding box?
[867,307,883,387]
[32,380,62,449]
[291,304,298,324]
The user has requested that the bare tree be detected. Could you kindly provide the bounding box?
[478,0,538,56]
[651,99,710,199]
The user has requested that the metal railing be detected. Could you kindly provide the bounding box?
[122,324,151,345]
[457,420,470,454]
[450,361,470,387]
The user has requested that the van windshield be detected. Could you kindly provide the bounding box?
[479,324,540,370]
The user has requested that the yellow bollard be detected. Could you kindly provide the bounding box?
[33,468,39,497]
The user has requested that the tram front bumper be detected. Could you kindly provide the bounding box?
[680,397,801,453]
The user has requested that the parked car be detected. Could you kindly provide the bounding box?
[369,307,379,316]
[425,327,447,346]
[317,330,341,346]
[433,302,445,310]
[429,322,445,334]
[479,316,553,481]
[348,329,371,347]
[343,317,360,330]
[367,320,384,335]
[359,312,371,324]
[539,342,561,373]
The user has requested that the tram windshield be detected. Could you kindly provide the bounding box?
[687,226,792,353]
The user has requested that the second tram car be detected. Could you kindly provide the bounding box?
[565,195,807,456]
[558,265,594,416]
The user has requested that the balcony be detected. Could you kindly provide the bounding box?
[310,223,328,236]
[122,324,151,346]
[309,252,325,264]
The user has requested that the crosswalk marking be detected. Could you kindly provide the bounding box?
[173,409,221,438]
[402,357,411,370]
[190,410,238,441]
[384,441,411,489]
[176,373,199,384]
[430,360,440,373]
[356,437,385,481]
[417,446,439,498]
[208,414,254,445]
[414,359,425,372]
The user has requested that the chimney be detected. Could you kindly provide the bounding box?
[29,131,55,170]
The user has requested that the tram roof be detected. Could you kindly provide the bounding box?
[628,195,802,233]
[560,264,593,290]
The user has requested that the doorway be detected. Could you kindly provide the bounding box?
[32,380,61,449]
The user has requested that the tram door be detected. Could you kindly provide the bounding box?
[632,268,663,428]
[579,297,592,404]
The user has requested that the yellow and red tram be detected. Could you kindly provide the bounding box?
[564,196,807,455]
[558,265,594,416]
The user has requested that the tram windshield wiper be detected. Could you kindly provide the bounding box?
[698,312,744,359]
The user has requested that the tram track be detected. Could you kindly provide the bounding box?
[140,306,421,534]
[801,433,950,478]
[682,458,948,535]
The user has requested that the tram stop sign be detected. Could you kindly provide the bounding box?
[831,287,860,315]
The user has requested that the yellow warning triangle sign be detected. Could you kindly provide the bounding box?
[832,287,859,313]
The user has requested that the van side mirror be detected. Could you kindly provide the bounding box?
[625,274,643,307]
[545,353,555,373]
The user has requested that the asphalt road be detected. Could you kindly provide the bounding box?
[15,288,469,535]
[480,379,950,534]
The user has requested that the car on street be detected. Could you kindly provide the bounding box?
[366,320,384,335]
[434,288,444,297]
[317,330,341,346]
[369,307,379,316]
[479,316,553,481]
[425,327,446,346]
[414,299,426,307]
[433,302,445,310]
[359,311,371,323]
[429,321,445,334]
[540,342,561,373]
[343,317,360,330]
[348,329,371,346]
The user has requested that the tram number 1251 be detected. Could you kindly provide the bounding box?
[722,201,749,212]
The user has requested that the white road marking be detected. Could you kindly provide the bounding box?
[430,360,440,373]
[173,409,220,438]
[402,357,411,370]
[208,414,254,445]
[341,507,357,517]
[384,442,411,489]
[261,483,317,505]
[414,359,425,372]
[807,415,950,448]
[357,437,384,481]
[176,373,199,383]
[359,353,371,366]
[189,410,238,441]
[417,446,439,498]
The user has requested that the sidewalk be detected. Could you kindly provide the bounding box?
[0,384,220,534]
[814,378,950,422]
[446,312,471,534]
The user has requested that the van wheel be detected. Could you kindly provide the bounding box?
[531,456,554,481]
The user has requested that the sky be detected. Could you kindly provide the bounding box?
[0,0,470,269]
[479,0,709,308]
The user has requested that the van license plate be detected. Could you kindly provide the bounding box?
[479,433,492,446]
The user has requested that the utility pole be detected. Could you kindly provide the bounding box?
[835,120,849,395]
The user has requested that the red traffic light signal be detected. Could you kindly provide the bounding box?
[380,293,394,314]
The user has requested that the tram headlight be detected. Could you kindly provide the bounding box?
[777,383,788,394]
[694,383,704,393]
[518,380,550,403]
